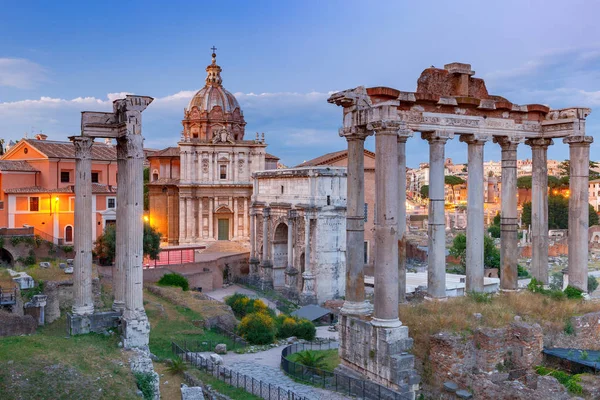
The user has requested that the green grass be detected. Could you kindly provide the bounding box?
[187,368,263,400]
[0,315,138,400]
[287,349,340,372]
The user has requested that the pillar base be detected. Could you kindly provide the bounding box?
[72,304,94,316]
[122,311,150,349]
[112,301,125,313]
[299,291,317,305]
[371,317,403,328]
[340,300,372,316]
[423,296,448,302]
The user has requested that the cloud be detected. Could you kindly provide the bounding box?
[0,58,48,89]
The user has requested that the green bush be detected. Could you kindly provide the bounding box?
[467,291,493,304]
[564,319,574,335]
[517,265,531,278]
[275,315,316,341]
[294,318,316,341]
[487,225,500,238]
[237,312,276,345]
[157,273,189,291]
[534,366,582,395]
[134,372,156,400]
[588,276,599,293]
[564,286,583,299]
[527,277,546,294]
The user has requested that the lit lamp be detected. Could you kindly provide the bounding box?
[143,215,149,223]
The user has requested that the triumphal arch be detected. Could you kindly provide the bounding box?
[329,63,592,397]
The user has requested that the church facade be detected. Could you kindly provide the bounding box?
[148,52,278,246]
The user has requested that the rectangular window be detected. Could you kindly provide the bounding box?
[91,172,99,183]
[29,197,39,212]
[219,165,227,180]
[107,197,116,209]
[60,171,70,183]
[364,241,369,264]
[364,203,368,222]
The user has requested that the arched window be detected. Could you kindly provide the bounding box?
[65,225,73,243]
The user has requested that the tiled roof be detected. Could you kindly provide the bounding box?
[149,147,180,157]
[0,160,38,172]
[5,184,117,194]
[295,149,375,168]
[148,178,180,185]
[22,139,117,160]
[265,153,280,160]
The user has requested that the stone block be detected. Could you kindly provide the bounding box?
[443,381,458,393]
[64,267,73,274]
[39,262,51,268]
[59,263,67,269]
[209,353,223,365]
[66,259,74,265]
[214,343,227,354]
[181,384,204,400]
[456,389,473,399]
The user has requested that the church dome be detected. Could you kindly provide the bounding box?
[186,52,241,114]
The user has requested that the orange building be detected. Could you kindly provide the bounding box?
[0,137,118,244]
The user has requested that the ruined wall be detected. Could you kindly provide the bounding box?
[0,310,37,336]
[545,311,600,350]
[43,279,102,324]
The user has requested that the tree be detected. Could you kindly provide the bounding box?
[420,185,429,199]
[488,212,501,238]
[445,175,465,203]
[94,222,161,265]
[517,175,532,190]
[521,194,599,229]
[449,233,500,269]
[143,167,150,211]
[558,159,599,180]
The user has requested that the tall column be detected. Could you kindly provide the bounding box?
[370,120,400,327]
[187,197,194,241]
[122,133,150,348]
[71,136,94,316]
[339,127,372,315]
[397,132,411,302]
[113,139,127,312]
[198,197,203,239]
[243,198,249,237]
[526,138,553,284]
[300,212,316,304]
[422,131,453,299]
[179,197,186,244]
[208,198,214,239]
[565,136,594,291]
[260,207,273,288]
[460,134,488,292]
[287,215,294,269]
[494,137,520,290]
[233,197,239,238]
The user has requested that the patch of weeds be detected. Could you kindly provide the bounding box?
[23,280,44,300]
[467,291,493,304]
[564,320,575,335]
[166,357,187,374]
[564,286,584,300]
[580,350,589,360]
[535,366,583,395]
[134,372,156,400]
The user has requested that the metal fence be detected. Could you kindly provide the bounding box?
[180,336,246,353]
[211,324,248,348]
[172,341,310,400]
[281,342,414,400]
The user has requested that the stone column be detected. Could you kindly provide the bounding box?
[71,136,94,316]
[260,207,273,289]
[249,208,260,280]
[113,139,127,312]
[198,197,203,239]
[208,198,214,239]
[370,120,400,327]
[186,197,194,241]
[460,134,488,292]
[300,212,316,304]
[122,133,150,348]
[233,197,239,238]
[397,132,412,302]
[526,138,553,284]
[422,131,453,299]
[179,197,186,244]
[565,136,593,292]
[243,198,249,237]
[494,137,520,290]
[285,210,299,292]
[339,127,372,315]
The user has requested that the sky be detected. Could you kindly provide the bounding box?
[2,0,600,168]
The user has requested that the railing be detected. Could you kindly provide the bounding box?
[172,342,309,400]
[281,342,414,400]
[0,288,17,305]
[211,325,248,348]
[33,228,60,244]
[180,335,246,353]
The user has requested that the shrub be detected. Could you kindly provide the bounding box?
[527,278,546,294]
[517,265,531,278]
[487,225,500,238]
[238,311,276,345]
[295,318,316,341]
[277,316,298,339]
[534,366,582,395]
[157,273,189,291]
[292,350,327,369]
[564,286,583,300]
[467,291,493,304]
[167,357,187,374]
[564,319,574,335]
[588,276,599,293]
[225,293,250,317]
[134,372,156,400]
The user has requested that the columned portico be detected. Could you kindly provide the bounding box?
[565,136,594,292]
[339,128,372,315]
[71,136,94,316]
[300,211,317,305]
[494,136,520,290]
[422,130,453,299]
[526,138,553,284]
[259,207,273,289]
[460,134,488,292]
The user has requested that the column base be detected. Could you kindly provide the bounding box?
[122,310,150,349]
[72,304,94,316]
[423,296,448,302]
[340,300,373,316]
[112,301,125,313]
[371,317,403,328]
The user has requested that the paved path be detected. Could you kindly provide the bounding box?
[206,284,281,315]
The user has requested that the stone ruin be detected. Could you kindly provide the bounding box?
[328,62,592,398]
[67,95,154,349]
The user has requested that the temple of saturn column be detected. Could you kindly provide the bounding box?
[68,95,154,349]
[328,62,591,397]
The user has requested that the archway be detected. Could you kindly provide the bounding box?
[272,223,288,269]
[0,248,14,267]
[215,205,233,240]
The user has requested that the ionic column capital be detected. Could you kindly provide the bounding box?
[459,133,490,145]
[563,135,594,147]
[339,126,372,141]
[525,137,554,149]
[421,130,454,143]
[493,136,522,151]
[71,136,94,160]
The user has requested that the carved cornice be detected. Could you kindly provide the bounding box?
[563,135,594,146]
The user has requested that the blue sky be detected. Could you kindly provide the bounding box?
[2,0,600,167]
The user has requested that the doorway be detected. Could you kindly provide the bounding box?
[218,219,229,240]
